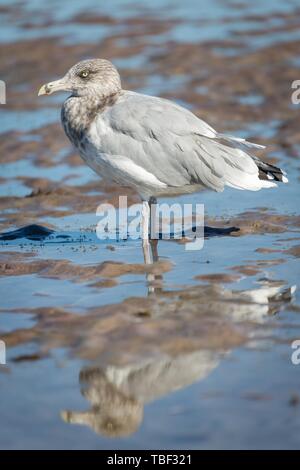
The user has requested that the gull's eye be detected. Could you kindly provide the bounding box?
[79,70,90,79]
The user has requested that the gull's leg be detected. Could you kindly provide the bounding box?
[141,200,150,242]
[141,200,157,294]
[141,197,157,244]
[149,196,157,239]
[142,197,158,264]
[141,200,151,264]
[142,200,161,295]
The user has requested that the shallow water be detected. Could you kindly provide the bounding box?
[1,0,300,450]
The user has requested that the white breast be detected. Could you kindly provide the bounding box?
[80,119,116,181]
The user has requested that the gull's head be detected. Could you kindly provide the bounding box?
[38,59,122,98]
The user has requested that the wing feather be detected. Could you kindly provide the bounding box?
[98,91,274,193]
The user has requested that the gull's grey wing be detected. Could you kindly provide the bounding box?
[96,91,274,193]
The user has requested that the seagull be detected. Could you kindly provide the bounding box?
[38,58,288,249]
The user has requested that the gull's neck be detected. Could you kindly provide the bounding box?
[61,88,121,146]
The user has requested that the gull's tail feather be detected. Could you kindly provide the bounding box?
[216,133,288,185]
[196,136,280,192]
[217,133,266,149]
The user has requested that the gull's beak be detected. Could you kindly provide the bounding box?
[38,78,70,96]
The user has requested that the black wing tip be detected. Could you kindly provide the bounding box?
[258,161,288,183]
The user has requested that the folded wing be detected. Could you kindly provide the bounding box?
[98,91,278,192]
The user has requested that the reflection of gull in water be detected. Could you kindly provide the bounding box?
[61,282,295,438]
[62,350,219,438]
